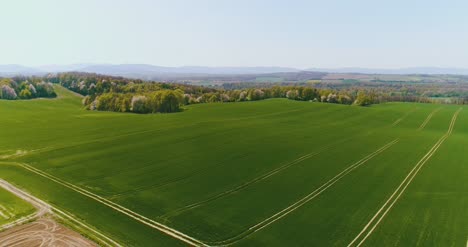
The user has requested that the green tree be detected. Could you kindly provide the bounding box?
[19,89,32,99]
[354,91,372,106]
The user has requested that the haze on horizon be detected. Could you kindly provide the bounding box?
[1,0,467,69]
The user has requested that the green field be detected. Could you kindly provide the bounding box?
[0,187,36,227]
[0,86,466,246]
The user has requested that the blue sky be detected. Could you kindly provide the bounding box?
[0,0,467,68]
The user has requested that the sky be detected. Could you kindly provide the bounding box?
[0,0,467,69]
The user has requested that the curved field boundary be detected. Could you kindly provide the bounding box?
[418,107,441,130]
[5,163,206,246]
[207,139,399,246]
[348,108,462,247]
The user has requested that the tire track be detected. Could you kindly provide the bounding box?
[207,139,399,246]
[0,179,119,247]
[160,139,348,219]
[10,163,207,246]
[391,107,418,127]
[348,108,461,247]
[0,218,96,247]
[418,107,441,130]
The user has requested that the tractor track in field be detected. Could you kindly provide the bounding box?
[391,107,418,127]
[4,162,207,246]
[108,153,252,200]
[418,107,441,130]
[159,136,355,220]
[159,123,395,220]
[0,179,51,231]
[0,218,97,247]
[106,115,374,200]
[206,139,399,246]
[0,179,119,247]
[348,108,462,247]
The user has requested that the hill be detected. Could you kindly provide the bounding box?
[0,87,466,246]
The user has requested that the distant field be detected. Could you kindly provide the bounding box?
[0,187,35,227]
[0,85,466,246]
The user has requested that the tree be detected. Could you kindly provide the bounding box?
[1,85,17,100]
[238,91,247,101]
[131,95,148,113]
[354,91,372,106]
[302,88,317,101]
[28,84,37,96]
[286,90,299,100]
[248,89,264,101]
[160,91,182,113]
[19,89,32,99]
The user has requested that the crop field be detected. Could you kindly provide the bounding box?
[0,86,466,246]
[0,187,36,227]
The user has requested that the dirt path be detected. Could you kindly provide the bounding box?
[0,179,120,247]
[348,108,462,247]
[9,163,206,247]
[0,179,51,231]
[0,218,96,247]
[207,139,399,246]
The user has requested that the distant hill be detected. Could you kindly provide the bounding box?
[78,64,300,76]
[307,67,468,75]
[4,64,468,79]
[0,65,43,76]
[0,64,300,78]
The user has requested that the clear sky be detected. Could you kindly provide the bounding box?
[1,0,467,69]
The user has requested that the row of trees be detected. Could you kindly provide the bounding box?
[0,78,56,100]
[48,72,448,114]
[183,86,375,106]
[82,90,185,113]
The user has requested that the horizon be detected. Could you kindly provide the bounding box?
[5,63,468,71]
[2,0,468,69]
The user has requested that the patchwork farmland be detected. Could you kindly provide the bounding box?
[0,86,466,246]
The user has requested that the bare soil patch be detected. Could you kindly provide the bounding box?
[0,218,96,247]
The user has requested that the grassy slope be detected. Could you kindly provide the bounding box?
[0,86,465,246]
[362,108,468,247]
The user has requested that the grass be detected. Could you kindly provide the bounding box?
[0,85,466,246]
[0,186,36,227]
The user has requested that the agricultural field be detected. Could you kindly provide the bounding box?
[0,85,466,246]
[0,187,36,227]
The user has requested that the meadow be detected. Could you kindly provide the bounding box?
[0,85,466,246]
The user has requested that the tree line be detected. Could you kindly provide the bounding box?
[0,77,56,100]
[45,72,462,114]
[49,72,380,114]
